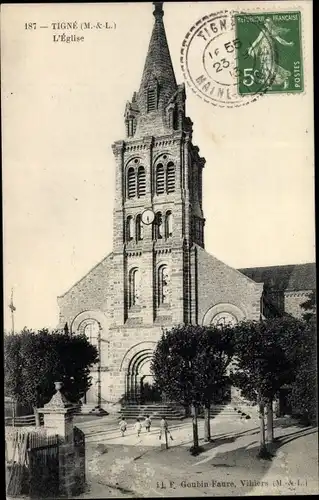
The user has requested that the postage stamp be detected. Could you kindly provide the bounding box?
[180,9,303,108]
[235,12,303,95]
[180,10,270,108]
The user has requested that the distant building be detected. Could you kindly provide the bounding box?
[57,4,315,412]
[240,263,316,319]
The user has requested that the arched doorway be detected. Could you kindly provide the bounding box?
[139,360,161,403]
[125,349,161,403]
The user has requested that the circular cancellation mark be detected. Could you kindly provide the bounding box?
[180,10,278,109]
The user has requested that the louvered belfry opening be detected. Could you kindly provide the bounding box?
[137,166,146,197]
[127,167,136,198]
[156,163,165,194]
[147,87,157,112]
[166,162,175,193]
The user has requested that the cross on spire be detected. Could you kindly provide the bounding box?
[153,2,164,18]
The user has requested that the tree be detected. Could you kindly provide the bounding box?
[300,290,316,322]
[151,325,234,453]
[231,317,308,457]
[4,328,99,420]
[193,326,234,441]
[288,292,317,424]
[288,322,317,424]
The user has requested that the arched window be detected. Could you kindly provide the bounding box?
[129,268,140,307]
[211,312,237,328]
[127,167,136,198]
[158,265,170,305]
[83,320,100,347]
[137,166,146,197]
[156,164,165,195]
[136,214,143,241]
[154,212,163,239]
[165,211,173,238]
[166,162,175,193]
[126,216,134,241]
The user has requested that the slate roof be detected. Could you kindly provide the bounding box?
[239,263,316,292]
[138,2,177,106]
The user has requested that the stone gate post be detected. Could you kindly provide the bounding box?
[38,382,83,497]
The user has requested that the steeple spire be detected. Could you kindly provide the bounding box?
[138,2,177,111]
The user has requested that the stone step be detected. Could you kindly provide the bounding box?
[78,404,109,415]
[119,403,185,420]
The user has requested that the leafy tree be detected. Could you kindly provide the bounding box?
[192,326,234,441]
[288,293,317,423]
[151,325,234,453]
[4,328,99,420]
[231,317,308,457]
[300,290,316,322]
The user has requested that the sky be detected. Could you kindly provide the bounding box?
[2,1,315,332]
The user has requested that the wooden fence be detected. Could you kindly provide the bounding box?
[5,413,44,427]
[6,429,59,497]
[6,426,86,498]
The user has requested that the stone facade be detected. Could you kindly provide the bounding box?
[57,4,315,411]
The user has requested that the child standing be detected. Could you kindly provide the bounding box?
[144,415,152,432]
[134,418,142,437]
[119,417,127,437]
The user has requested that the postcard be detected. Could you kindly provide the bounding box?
[2,1,316,498]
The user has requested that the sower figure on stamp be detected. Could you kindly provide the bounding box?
[248,17,294,89]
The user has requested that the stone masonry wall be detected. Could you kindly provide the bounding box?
[284,291,311,318]
[195,245,263,324]
[106,324,164,402]
[57,253,113,328]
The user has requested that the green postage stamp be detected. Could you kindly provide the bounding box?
[235,12,303,95]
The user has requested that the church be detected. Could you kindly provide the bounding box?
[57,3,315,413]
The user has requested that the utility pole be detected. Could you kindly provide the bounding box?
[97,322,102,408]
[8,288,16,335]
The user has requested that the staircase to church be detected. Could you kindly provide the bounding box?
[118,402,255,421]
[119,403,185,420]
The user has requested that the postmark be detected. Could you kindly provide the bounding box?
[180,9,303,107]
[180,10,274,108]
[235,12,303,95]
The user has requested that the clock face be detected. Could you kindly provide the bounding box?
[141,209,155,225]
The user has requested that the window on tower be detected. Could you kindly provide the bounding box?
[137,166,146,197]
[158,265,170,306]
[156,164,165,194]
[154,212,163,240]
[147,88,157,112]
[136,214,143,241]
[129,268,140,307]
[126,216,134,241]
[165,211,173,238]
[126,118,135,138]
[166,162,175,193]
[127,167,136,198]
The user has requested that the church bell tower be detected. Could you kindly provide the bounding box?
[111,2,206,327]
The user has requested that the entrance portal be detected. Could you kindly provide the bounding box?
[125,351,161,403]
